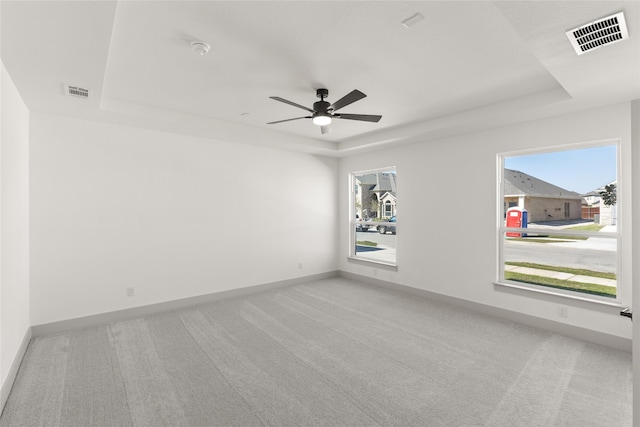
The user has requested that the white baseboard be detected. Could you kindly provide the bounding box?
[30,269,631,352]
[1,327,32,416]
[339,271,632,352]
[32,271,339,337]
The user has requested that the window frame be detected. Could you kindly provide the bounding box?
[349,167,398,268]
[496,140,624,306]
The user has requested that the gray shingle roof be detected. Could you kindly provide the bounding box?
[356,172,396,193]
[584,180,617,196]
[504,169,582,199]
[373,173,396,193]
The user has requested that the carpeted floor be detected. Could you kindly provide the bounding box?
[1,277,633,426]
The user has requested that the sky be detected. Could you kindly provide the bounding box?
[504,144,617,194]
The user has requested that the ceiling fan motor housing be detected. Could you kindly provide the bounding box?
[313,100,331,114]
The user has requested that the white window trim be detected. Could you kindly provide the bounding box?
[349,167,398,267]
[496,139,624,306]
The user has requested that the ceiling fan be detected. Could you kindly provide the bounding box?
[267,88,382,135]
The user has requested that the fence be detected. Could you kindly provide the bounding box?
[582,206,599,219]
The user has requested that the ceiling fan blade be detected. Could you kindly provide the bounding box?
[330,89,366,112]
[320,125,331,135]
[267,116,310,124]
[269,96,315,113]
[336,113,382,123]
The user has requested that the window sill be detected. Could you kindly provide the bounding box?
[347,256,398,271]
[494,280,624,308]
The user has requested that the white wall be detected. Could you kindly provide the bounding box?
[339,102,634,340]
[0,63,31,389]
[29,113,338,326]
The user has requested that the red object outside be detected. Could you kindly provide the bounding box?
[506,208,527,237]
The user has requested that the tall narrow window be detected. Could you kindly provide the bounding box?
[350,167,397,266]
[498,143,619,301]
[384,201,393,217]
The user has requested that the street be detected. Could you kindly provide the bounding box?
[504,240,616,273]
[356,227,616,275]
[356,230,615,274]
[356,229,396,249]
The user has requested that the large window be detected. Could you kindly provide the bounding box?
[350,167,397,266]
[498,142,620,302]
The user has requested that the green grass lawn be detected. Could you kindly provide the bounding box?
[504,271,616,298]
[566,224,605,232]
[504,261,616,298]
[505,262,616,279]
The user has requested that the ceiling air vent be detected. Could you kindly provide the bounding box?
[63,84,90,99]
[566,11,629,55]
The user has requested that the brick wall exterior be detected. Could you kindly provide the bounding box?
[504,196,582,223]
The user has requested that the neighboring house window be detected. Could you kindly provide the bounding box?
[350,167,397,266]
[498,142,619,302]
[384,201,393,217]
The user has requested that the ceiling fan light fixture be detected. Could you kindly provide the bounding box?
[312,114,332,126]
[267,89,381,133]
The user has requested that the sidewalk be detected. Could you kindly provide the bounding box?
[504,264,616,288]
[557,224,617,251]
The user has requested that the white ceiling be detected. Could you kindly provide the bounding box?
[2,1,639,156]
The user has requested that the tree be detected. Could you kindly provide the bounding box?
[599,183,617,206]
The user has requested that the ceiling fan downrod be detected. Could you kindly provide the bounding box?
[316,88,329,100]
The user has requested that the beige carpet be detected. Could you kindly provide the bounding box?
[1,277,632,426]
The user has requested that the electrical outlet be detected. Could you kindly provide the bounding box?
[298,263,303,270]
[558,306,568,318]
[126,286,135,297]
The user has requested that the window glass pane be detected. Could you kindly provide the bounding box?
[352,168,396,265]
[500,144,618,299]
[502,232,617,299]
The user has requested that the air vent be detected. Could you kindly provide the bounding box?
[63,84,90,99]
[566,11,629,55]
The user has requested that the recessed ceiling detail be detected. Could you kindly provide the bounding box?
[566,11,628,55]
[3,1,638,154]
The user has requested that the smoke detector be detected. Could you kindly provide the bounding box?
[191,41,211,56]
[566,11,629,55]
